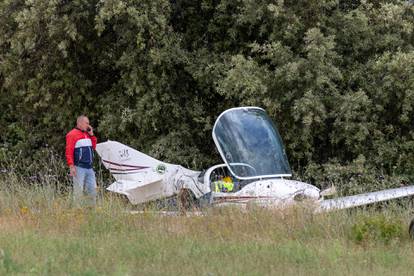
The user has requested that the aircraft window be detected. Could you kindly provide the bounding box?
[213,107,292,179]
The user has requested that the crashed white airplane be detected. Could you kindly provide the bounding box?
[96,107,414,212]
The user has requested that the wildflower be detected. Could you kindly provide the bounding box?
[20,206,29,215]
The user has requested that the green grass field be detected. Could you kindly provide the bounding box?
[1,177,414,275]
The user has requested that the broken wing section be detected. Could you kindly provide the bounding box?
[317,185,414,212]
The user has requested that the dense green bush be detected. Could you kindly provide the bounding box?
[0,0,413,191]
[350,214,404,244]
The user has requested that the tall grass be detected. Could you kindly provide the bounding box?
[1,170,414,275]
[0,152,413,275]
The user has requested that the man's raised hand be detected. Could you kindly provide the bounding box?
[87,126,94,136]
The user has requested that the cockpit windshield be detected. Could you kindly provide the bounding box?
[212,107,292,179]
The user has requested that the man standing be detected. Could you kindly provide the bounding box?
[65,115,98,206]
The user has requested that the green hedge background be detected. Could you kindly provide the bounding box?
[0,0,413,192]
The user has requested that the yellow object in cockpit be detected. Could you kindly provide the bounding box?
[214,176,234,192]
[223,176,232,183]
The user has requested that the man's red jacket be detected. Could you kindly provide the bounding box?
[65,128,97,169]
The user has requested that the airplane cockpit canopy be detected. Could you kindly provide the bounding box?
[212,107,292,180]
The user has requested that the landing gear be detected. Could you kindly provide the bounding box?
[178,188,197,212]
[409,218,414,239]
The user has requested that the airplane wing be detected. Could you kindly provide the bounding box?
[317,185,414,212]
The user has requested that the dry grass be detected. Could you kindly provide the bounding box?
[1,175,414,275]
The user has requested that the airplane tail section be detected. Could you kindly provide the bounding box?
[95,140,204,204]
[95,140,166,193]
[96,140,161,177]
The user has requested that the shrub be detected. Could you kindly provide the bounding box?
[350,214,404,244]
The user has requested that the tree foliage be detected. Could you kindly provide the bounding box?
[0,0,413,189]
